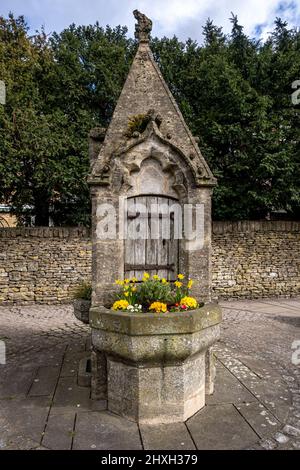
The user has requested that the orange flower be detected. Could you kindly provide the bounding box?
[149,302,168,313]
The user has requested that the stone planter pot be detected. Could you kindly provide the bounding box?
[73,299,91,324]
[90,303,222,424]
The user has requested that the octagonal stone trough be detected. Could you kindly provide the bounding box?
[90,303,222,424]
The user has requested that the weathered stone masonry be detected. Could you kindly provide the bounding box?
[0,221,299,303]
[0,227,91,303]
[212,221,300,299]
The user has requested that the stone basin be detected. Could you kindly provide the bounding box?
[90,303,222,424]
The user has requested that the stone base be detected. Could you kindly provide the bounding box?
[205,347,216,395]
[90,303,222,424]
[73,299,91,324]
[91,349,107,401]
[78,355,92,387]
[107,354,206,424]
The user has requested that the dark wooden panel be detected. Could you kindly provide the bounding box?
[124,196,178,281]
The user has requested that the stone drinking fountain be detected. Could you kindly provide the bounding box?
[86,11,222,424]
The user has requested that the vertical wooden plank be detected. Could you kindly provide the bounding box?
[125,195,179,282]
[168,209,178,281]
[124,197,136,279]
[157,196,168,279]
[146,196,158,279]
[134,196,147,281]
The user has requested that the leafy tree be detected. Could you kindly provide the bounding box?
[0,13,299,224]
[0,15,134,225]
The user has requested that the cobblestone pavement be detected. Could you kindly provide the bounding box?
[0,299,299,450]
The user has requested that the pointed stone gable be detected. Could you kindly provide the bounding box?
[89,13,216,188]
[89,12,217,307]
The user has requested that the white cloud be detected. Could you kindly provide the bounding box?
[0,0,299,42]
[137,0,300,40]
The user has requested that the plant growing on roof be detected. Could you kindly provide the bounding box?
[125,113,151,137]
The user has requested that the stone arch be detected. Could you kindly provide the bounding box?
[110,124,197,201]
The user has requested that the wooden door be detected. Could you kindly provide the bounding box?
[124,196,179,281]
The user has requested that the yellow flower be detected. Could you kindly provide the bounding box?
[143,272,150,280]
[177,273,185,280]
[149,302,168,313]
[174,281,182,288]
[112,300,129,311]
[115,279,124,286]
[152,274,160,280]
[131,277,138,283]
[161,278,168,284]
[187,279,193,289]
[131,286,137,292]
[124,278,130,284]
[180,296,198,309]
[124,292,129,297]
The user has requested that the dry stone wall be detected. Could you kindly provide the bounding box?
[212,221,300,299]
[0,227,91,303]
[0,221,299,303]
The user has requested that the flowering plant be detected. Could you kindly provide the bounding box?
[112,273,203,313]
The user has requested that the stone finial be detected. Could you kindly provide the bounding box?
[133,10,152,43]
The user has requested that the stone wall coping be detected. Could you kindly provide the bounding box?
[213,220,300,234]
[90,303,222,336]
[0,221,299,240]
[0,227,91,239]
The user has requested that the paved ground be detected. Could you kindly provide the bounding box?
[0,299,299,450]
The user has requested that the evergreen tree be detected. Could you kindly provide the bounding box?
[0,13,299,224]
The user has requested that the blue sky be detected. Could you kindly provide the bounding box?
[1,0,299,42]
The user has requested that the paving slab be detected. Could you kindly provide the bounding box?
[42,411,75,450]
[236,402,281,438]
[258,300,300,315]
[217,356,263,382]
[0,397,50,448]
[140,423,196,450]
[72,411,142,450]
[0,435,42,450]
[51,376,91,413]
[187,404,259,450]
[60,351,89,377]
[28,366,60,397]
[239,379,291,422]
[24,346,66,368]
[274,299,300,310]
[206,365,257,405]
[235,355,279,379]
[66,340,88,355]
[215,349,292,422]
[220,299,300,317]
[0,366,36,398]
[0,300,299,450]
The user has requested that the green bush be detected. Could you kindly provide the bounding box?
[136,277,174,306]
[74,282,92,301]
[125,114,151,137]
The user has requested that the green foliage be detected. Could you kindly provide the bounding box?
[135,278,174,307]
[115,278,174,308]
[0,13,299,223]
[114,275,196,310]
[150,18,300,220]
[0,15,134,226]
[73,282,92,300]
[125,114,151,137]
